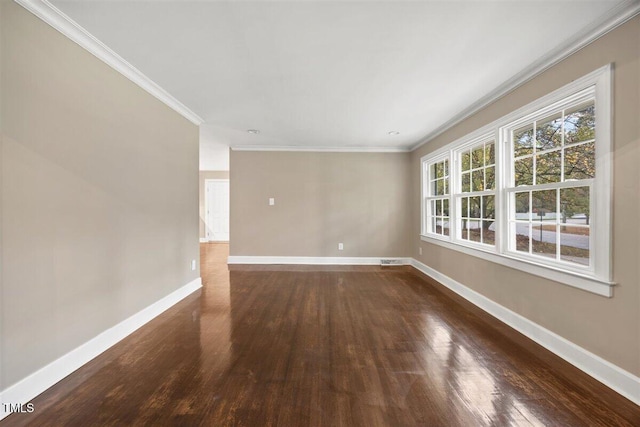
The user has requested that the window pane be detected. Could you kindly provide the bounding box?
[472,169,484,191]
[532,189,556,217]
[435,199,442,215]
[430,200,436,216]
[462,221,469,240]
[515,192,530,221]
[469,220,481,242]
[470,196,481,218]
[485,166,495,190]
[514,222,531,253]
[485,142,495,166]
[442,217,450,236]
[532,224,557,259]
[443,199,449,216]
[564,142,595,180]
[565,103,595,144]
[482,220,495,245]
[482,195,495,220]
[431,164,437,180]
[433,179,445,196]
[515,157,533,186]
[560,187,590,225]
[461,172,471,193]
[560,226,589,266]
[514,126,534,157]
[536,150,561,184]
[532,189,557,259]
[461,197,469,218]
[444,159,449,177]
[461,150,471,171]
[472,146,484,169]
[536,113,562,151]
[435,162,444,179]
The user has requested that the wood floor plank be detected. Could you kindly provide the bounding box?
[2,243,639,426]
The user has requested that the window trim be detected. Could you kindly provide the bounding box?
[452,134,497,248]
[420,64,613,297]
[502,90,596,277]
[422,153,451,240]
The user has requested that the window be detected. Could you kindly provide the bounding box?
[506,99,595,268]
[457,139,496,246]
[424,157,450,237]
[420,65,612,296]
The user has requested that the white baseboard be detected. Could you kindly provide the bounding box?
[199,238,208,243]
[0,277,203,420]
[227,256,412,265]
[410,258,640,406]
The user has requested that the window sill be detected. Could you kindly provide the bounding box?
[420,235,615,297]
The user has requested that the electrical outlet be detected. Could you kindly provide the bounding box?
[191,260,196,271]
[269,197,275,206]
[338,243,344,251]
[419,247,422,255]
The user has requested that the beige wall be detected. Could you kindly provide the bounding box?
[0,1,200,389]
[199,170,230,239]
[230,151,411,257]
[411,17,640,376]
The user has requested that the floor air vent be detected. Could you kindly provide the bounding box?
[380,259,404,266]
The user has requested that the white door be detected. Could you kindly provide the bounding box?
[205,179,230,241]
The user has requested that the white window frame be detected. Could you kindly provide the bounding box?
[420,64,613,297]
[422,154,451,240]
[453,134,498,249]
[502,90,597,276]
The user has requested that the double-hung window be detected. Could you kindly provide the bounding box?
[424,157,450,237]
[505,95,595,270]
[420,65,612,296]
[456,138,496,246]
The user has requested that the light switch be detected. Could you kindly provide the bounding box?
[269,198,275,206]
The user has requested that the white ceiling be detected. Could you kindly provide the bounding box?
[52,0,626,151]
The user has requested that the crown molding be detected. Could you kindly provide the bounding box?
[230,145,411,153]
[411,0,640,152]
[14,0,205,126]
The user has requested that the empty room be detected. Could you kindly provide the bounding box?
[1,0,639,425]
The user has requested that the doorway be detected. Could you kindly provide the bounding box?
[204,179,230,242]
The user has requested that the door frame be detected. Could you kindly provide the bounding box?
[204,178,230,242]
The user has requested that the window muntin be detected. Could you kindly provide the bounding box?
[460,141,496,192]
[512,101,595,187]
[456,139,496,246]
[507,100,595,269]
[424,158,450,237]
[460,195,496,245]
[509,185,591,267]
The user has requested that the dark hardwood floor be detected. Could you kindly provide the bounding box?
[3,243,639,426]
